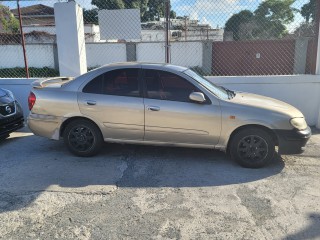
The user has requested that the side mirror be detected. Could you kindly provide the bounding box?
[189,92,206,103]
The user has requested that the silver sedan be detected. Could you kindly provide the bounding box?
[28,63,311,168]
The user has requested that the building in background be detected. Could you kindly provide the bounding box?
[141,17,223,42]
[8,4,100,43]
[11,4,54,25]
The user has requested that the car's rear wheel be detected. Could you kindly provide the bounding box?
[229,127,275,168]
[63,119,103,157]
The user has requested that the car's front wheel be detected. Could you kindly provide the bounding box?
[63,119,103,157]
[229,127,275,168]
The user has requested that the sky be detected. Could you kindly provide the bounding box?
[1,0,310,31]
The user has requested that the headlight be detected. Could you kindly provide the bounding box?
[5,89,15,100]
[290,118,308,130]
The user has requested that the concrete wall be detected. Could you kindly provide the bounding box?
[171,42,203,67]
[0,44,55,68]
[23,24,100,35]
[86,43,127,68]
[136,42,165,62]
[136,41,203,67]
[0,42,202,69]
[1,75,319,128]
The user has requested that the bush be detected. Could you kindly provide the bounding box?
[0,67,59,78]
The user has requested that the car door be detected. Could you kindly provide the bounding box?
[78,67,144,141]
[143,68,221,146]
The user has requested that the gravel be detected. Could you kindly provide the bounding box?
[0,127,319,239]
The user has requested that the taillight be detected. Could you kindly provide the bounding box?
[28,92,36,110]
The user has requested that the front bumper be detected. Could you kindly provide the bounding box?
[0,114,24,139]
[274,127,311,154]
[0,101,24,139]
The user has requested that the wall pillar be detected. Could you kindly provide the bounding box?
[202,40,213,75]
[293,38,308,74]
[126,43,136,62]
[315,6,320,128]
[54,2,87,77]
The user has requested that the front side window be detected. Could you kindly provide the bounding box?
[183,69,229,100]
[83,68,140,97]
[144,70,198,102]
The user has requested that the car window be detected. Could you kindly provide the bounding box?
[144,70,198,102]
[184,69,229,100]
[83,74,103,94]
[83,69,140,97]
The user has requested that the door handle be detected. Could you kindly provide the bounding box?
[147,106,160,111]
[86,100,96,106]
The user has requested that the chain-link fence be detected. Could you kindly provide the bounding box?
[0,0,319,77]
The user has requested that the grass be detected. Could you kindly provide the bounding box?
[0,67,59,78]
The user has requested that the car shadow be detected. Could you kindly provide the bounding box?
[284,213,320,240]
[0,133,284,213]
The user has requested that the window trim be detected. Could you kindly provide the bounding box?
[82,67,143,98]
[141,68,211,104]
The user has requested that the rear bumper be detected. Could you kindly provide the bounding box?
[27,113,62,140]
[274,127,311,154]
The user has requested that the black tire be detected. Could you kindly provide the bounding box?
[229,127,275,168]
[63,119,103,157]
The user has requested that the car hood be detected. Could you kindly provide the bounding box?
[232,92,304,118]
[0,88,7,98]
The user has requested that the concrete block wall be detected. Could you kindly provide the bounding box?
[0,44,56,69]
[86,43,127,67]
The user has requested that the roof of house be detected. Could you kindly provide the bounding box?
[11,4,54,16]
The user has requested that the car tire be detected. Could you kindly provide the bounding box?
[229,127,275,168]
[63,119,103,157]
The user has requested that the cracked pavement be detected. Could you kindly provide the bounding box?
[0,128,320,239]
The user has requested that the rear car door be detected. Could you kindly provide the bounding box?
[78,67,144,141]
[143,68,221,146]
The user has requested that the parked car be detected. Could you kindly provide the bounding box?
[27,63,311,168]
[0,88,24,140]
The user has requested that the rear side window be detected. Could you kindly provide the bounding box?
[144,70,198,102]
[83,68,140,97]
[83,74,103,94]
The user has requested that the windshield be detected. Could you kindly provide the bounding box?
[183,69,231,100]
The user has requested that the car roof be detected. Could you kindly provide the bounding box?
[98,62,189,72]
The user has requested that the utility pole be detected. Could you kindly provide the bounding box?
[165,0,170,63]
[17,0,29,78]
[314,0,320,74]
[184,16,187,41]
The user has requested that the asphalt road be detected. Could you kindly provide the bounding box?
[0,128,320,239]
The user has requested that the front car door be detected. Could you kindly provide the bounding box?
[78,67,144,141]
[143,67,221,146]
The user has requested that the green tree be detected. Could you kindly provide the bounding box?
[253,0,295,39]
[91,0,149,19]
[225,0,295,40]
[170,10,176,19]
[301,0,316,22]
[83,8,98,24]
[0,5,19,33]
[143,0,163,21]
[91,0,125,10]
[225,10,254,41]
[254,0,295,24]
[92,0,177,22]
